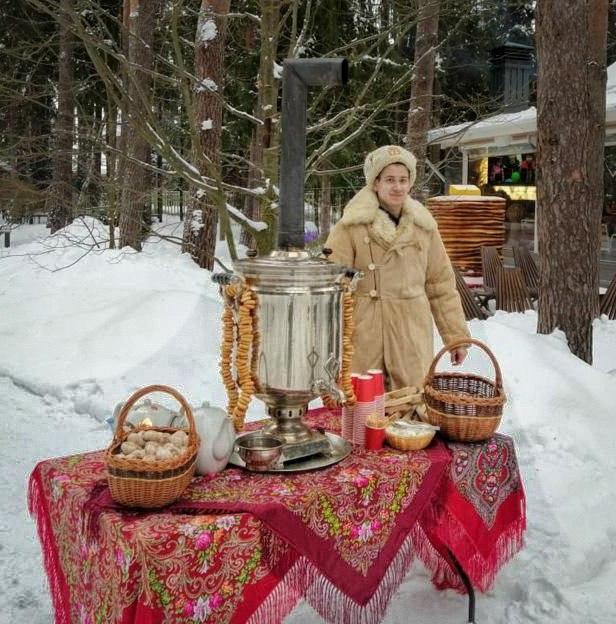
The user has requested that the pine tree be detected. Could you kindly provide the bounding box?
[536,0,608,363]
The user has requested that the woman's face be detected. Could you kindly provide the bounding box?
[373,164,411,212]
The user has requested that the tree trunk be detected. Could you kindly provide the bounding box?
[318,168,332,241]
[243,0,280,254]
[105,97,117,249]
[156,152,163,223]
[76,103,101,215]
[119,0,160,250]
[406,0,440,202]
[47,0,75,234]
[92,103,102,208]
[240,126,262,248]
[181,0,230,270]
[115,0,130,232]
[239,14,260,248]
[536,0,607,363]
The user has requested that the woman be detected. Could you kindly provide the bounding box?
[325,145,470,390]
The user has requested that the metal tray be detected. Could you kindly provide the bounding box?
[228,432,352,473]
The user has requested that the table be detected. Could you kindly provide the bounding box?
[28,409,526,624]
[462,276,485,288]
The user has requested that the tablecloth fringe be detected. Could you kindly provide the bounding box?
[249,530,419,624]
[415,493,527,593]
[410,522,465,592]
[431,501,526,592]
[28,466,72,624]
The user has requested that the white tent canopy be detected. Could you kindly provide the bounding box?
[427,62,616,252]
[428,61,616,156]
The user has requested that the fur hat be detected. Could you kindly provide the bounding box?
[363,145,417,188]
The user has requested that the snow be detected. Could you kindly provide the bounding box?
[428,106,537,147]
[225,202,268,232]
[195,78,218,93]
[196,19,217,45]
[225,103,263,125]
[360,55,404,68]
[1,220,616,623]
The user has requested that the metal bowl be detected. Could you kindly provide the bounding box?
[235,433,284,471]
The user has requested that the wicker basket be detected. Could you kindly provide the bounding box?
[423,338,506,442]
[106,385,200,508]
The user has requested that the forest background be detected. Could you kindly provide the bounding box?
[0,1,552,258]
[2,0,616,363]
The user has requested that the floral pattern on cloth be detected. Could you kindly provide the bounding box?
[32,455,270,624]
[446,434,520,529]
[141,408,451,608]
[218,408,446,580]
[183,442,432,577]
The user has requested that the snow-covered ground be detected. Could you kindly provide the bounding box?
[1,217,615,624]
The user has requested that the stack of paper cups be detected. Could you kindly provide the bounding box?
[350,373,361,402]
[354,374,375,447]
[367,369,385,422]
[341,374,360,442]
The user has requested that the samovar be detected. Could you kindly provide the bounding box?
[214,58,359,462]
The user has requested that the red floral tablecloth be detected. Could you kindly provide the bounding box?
[28,408,526,624]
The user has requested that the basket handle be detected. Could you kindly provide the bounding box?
[113,384,196,445]
[425,338,503,390]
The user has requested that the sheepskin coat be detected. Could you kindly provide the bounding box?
[325,187,470,390]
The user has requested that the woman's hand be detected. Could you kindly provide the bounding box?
[450,346,468,366]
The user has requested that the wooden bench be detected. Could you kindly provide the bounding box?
[480,245,503,290]
[496,267,534,313]
[599,273,616,320]
[453,265,488,321]
[512,244,539,299]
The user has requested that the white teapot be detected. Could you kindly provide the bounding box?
[190,401,236,475]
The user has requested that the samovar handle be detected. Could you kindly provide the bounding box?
[344,268,363,292]
[211,272,242,286]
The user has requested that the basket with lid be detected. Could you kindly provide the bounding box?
[423,338,506,442]
[105,384,200,508]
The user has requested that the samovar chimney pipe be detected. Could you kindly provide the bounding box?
[277,58,349,250]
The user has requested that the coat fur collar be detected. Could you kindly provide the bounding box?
[340,186,436,249]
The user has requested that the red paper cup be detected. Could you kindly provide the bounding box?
[366,369,384,395]
[365,424,386,450]
[356,374,374,402]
